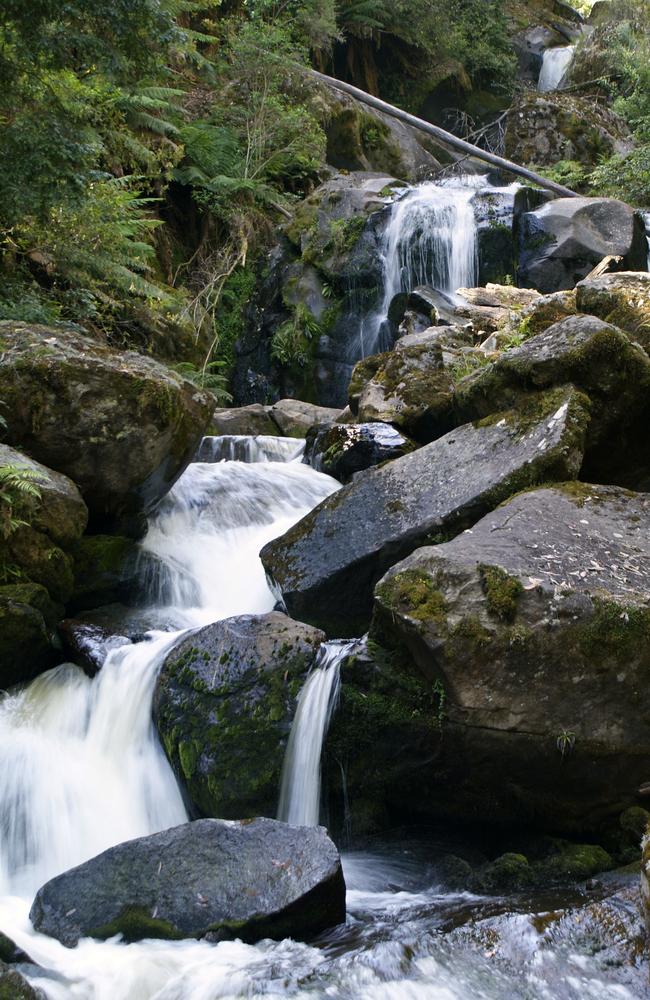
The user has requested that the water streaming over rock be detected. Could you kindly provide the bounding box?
[277,641,353,827]
[196,434,305,464]
[538,45,575,92]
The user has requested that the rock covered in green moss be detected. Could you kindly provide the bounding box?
[576,272,650,355]
[0,965,43,1000]
[501,289,577,342]
[68,535,138,612]
[29,817,346,947]
[0,444,87,548]
[517,197,647,293]
[153,612,325,819]
[261,386,589,636]
[305,421,416,482]
[372,483,650,834]
[0,583,60,688]
[0,323,213,533]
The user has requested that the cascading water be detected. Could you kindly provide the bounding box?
[277,641,353,827]
[538,45,575,92]
[196,434,305,464]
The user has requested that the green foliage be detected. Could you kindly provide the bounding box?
[172,361,233,404]
[0,465,42,540]
[271,303,322,367]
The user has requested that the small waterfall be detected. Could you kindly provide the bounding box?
[538,46,575,92]
[355,177,482,359]
[196,435,305,464]
[277,641,351,827]
[642,211,650,270]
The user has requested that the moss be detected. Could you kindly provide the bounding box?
[178,739,198,781]
[376,569,448,625]
[475,853,532,894]
[479,564,523,622]
[538,842,613,881]
[90,906,184,943]
[578,598,650,661]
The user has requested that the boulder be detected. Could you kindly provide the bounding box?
[5,526,74,603]
[210,404,278,437]
[0,583,61,688]
[0,323,213,533]
[304,422,416,482]
[348,337,456,442]
[517,197,647,293]
[503,289,577,341]
[270,399,342,438]
[58,620,131,677]
[261,386,589,636]
[576,272,650,355]
[0,965,44,1000]
[455,315,650,460]
[0,444,87,548]
[29,817,346,947]
[456,285,541,310]
[153,613,325,819]
[372,483,650,833]
[68,535,139,612]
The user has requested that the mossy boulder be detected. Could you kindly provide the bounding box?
[348,337,457,442]
[517,197,647,293]
[0,444,87,548]
[261,386,589,636]
[0,965,43,1000]
[0,583,61,688]
[501,289,577,342]
[29,818,346,947]
[153,612,325,819]
[0,323,213,534]
[372,483,650,834]
[576,272,650,356]
[68,535,138,612]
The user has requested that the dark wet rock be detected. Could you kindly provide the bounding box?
[576,272,650,355]
[30,817,346,947]
[304,422,416,482]
[0,323,213,533]
[372,483,650,833]
[153,613,325,819]
[0,583,61,688]
[68,535,138,612]
[5,526,74,604]
[261,386,589,636]
[58,620,131,677]
[210,404,278,437]
[0,932,31,966]
[270,399,342,438]
[0,964,44,1000]
[517,197,647,293]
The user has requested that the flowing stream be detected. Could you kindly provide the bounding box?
[538,46,575,92]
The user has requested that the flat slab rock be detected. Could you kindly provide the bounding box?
[30,817,346,947]
[373,484,650,830]
[261,386,589,636]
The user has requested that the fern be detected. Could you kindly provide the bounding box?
[0,465,42,540]
[172,361,232,404]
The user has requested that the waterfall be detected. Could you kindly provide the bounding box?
[643,211,650,271]
[0,438,339,909]
[196,434,305,464]
[277,641,352,827]
[538,46,575,92]
[356,178,480,358]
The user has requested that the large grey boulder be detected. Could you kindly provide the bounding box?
[576,272,650,355]
[153,613,325,819]
[210,404,278,437]
[261,386,589,636]
[0,323,213,533]
[270,399,342,438]
[373,484,650,833]
[30,817,346,947]
[517,197,647,293]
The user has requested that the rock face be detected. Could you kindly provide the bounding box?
[261,386,589,636]
[372,484,650,833]
[30,817,346,947]
[0,583,61,688]
[153,613,325,819]
[305,422,415,482]
[517,198,647,293]
[0,323,213,533]
[576,272,650,354]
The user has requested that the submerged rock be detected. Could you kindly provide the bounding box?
[372,483,650,832]
[153,613,325,819]
[304,422,416,482]
[517,197,647,293]
[261,386,589,636]
[29,817,346,947]
[0,323,213,533]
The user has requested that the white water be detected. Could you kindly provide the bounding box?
[277,641,352,827]
[538,45,575,92]
[196,434,305,464]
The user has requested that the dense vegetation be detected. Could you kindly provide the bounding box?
[0,0,647,388]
